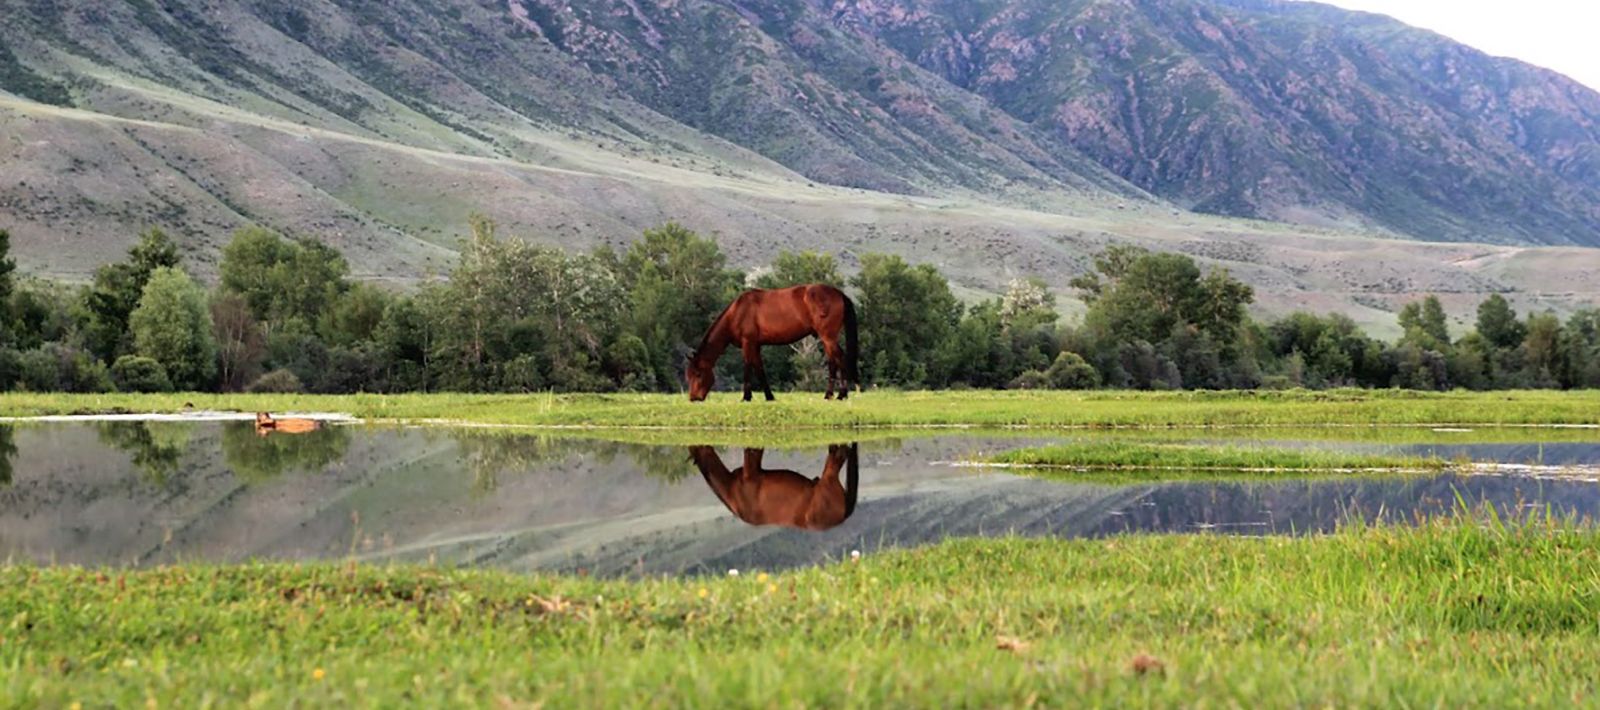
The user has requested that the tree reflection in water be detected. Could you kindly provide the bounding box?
[0,425,15,485]
[96,422,194,484]
[221,422,350,482]
[451,433,697,494]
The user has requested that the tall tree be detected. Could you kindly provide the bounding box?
[753,251,844,289]
[852,253,960,386]
[212,293,265,392]
[1398,295,1450,350]
[130,267,217,390]
[219,227,349,327]
[0,229,15,346]
[81,228,180,361]
[619,223,741,389]
[1476,294,1526,350]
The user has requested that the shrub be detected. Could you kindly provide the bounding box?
[18,344,113,392]
[111,356,174,393]
[1045,352,1101,389]
[17,347,58,391]
[247,369,304,393]
[0,348,22,391]
[1008,370,1050,390]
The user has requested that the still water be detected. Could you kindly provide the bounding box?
[1,422,1597,576]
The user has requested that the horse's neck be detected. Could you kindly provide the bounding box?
[697,314,734,363]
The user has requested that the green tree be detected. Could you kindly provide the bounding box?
[130,267,217,390]
[618,223,741,390]
[429,217,625,391]
[1558,309,1600,388]
[753,251,844,289]
[1074,247,1255,389]
[852,253,960,386]
[1520,312,1564,388]
[81,228,181,361]
[1398,295,1450,350]
[0,229,16,346]
[1079,249,1252,345]
[319,283,391,347]
[219,227,350,326]
[1476,294,1525,350]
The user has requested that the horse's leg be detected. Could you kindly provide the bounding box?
[741,342,759,402]
[756,349,776,401]
[824,358,836,400]
[822,338,848,400]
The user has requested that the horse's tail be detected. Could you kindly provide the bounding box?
[843,293,859,389]
[843,443,859,518]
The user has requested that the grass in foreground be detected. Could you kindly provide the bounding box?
[5,516,1600,707]
[986,441,1448,474]
[2,388,1600,429]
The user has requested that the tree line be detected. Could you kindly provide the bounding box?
[0,222,1593,395]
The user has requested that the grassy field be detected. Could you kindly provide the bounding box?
[3,389,1600,429]
[4,515,1598,707]
[985,441,1449,473]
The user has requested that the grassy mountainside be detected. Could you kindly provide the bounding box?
[0,0,1596,330]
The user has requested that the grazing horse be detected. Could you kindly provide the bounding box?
[689,444,859,531]
[254,412,323,436]
[685,284,858,401]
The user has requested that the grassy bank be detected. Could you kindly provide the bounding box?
[5,516,1598,706]
[2,389,1600,429]
[985,442,1448,473]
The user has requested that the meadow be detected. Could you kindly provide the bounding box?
[4,388,1600,429]
[4,514,1598,707]
[4,390,1599,706]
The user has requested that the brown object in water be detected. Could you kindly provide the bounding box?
[254,412,323,436]
[688,443,859,531]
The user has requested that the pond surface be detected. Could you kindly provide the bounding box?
[2,422,1598,576]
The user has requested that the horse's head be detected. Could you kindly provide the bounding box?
[685,350,713,402]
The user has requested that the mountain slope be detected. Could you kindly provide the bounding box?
[831,0,1600,245]
[0,0,1596,331]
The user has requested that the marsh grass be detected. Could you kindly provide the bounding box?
[4,511,1598,707]
[985,442,1449,474]
[2,389,1599,429]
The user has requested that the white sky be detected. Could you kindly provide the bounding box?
[1306,0,1600,91]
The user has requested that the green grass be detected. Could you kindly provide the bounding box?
[5,515,1600,706]
[3,389,1600,429]
[986,441,1448,473]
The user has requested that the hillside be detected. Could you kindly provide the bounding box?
[834,0,1600,244]
[0,0,1597,333]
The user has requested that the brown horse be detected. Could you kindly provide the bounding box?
[254,412,323,437]
[689,444,859,530]
[686,284,858,401]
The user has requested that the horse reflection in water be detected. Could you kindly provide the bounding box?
[688,444,859,530]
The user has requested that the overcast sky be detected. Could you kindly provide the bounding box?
[1308,0,1600,91]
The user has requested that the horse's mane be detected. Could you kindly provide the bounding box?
[693,299,736,357]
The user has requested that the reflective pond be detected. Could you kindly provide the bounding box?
[2,422,1599,576]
